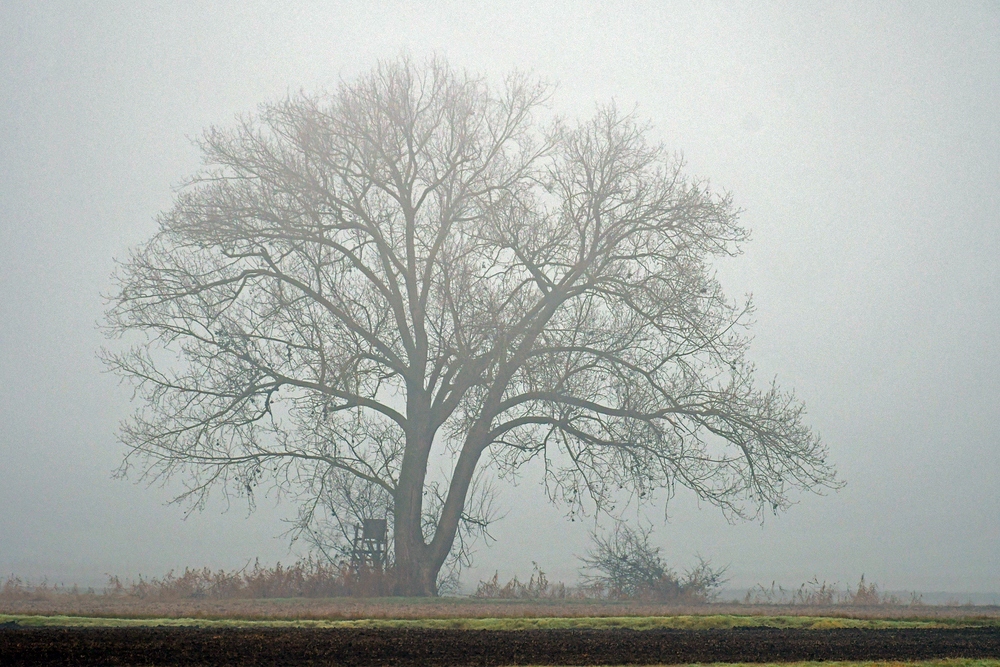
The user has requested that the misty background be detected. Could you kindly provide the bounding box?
[1,2,997,597]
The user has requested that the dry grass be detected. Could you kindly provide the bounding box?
[4,612,995,630]
[2,595,998,622]
[473,564,576,600]
[2,558,395,603]
[742,576,923,607]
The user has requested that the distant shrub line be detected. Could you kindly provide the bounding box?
[741,575,925,606]
[2,558,396,601]
[0,552,923,607]
[470,571,923,607]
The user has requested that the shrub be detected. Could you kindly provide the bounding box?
[579,525,727,602]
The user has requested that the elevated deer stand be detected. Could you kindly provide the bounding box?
[350,518,388,572]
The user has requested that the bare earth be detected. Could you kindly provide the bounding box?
[3,625,1000,666]
[5,600,1000,666]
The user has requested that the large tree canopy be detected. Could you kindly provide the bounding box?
[105,58,838,595]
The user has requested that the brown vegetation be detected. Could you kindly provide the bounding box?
[472,564,572,600]
[743,575,925,607]
[2,558,397,603]
[2,561,996,622]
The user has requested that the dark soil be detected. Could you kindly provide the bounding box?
[2,625,999,666]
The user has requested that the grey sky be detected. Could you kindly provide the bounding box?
[1,2,998,594]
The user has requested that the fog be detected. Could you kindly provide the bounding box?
[1,2,997,596]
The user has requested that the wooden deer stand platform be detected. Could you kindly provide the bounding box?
[350,518,388,572]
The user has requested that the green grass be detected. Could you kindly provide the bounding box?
[527,662,1000,667]
[3,613,999,630]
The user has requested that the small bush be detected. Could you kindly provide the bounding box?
[578,525,727,602]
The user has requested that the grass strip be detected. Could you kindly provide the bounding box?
[4,613,999,630]
[521,662,1000,667]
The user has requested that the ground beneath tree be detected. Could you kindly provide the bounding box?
[2,625,1000,666]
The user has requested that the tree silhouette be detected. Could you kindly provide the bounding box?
[105,58,839,595]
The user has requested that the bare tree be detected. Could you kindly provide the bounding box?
[104,57,839,596]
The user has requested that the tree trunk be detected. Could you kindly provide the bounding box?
[392,472,440,596]
[392,552,439,597]
[393,465,440,595]
[393,396,440,596]
[392,493,442,596]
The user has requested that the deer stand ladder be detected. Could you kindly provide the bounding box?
[350,518,388,573]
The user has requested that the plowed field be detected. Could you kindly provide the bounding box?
[2,625,1000,666]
